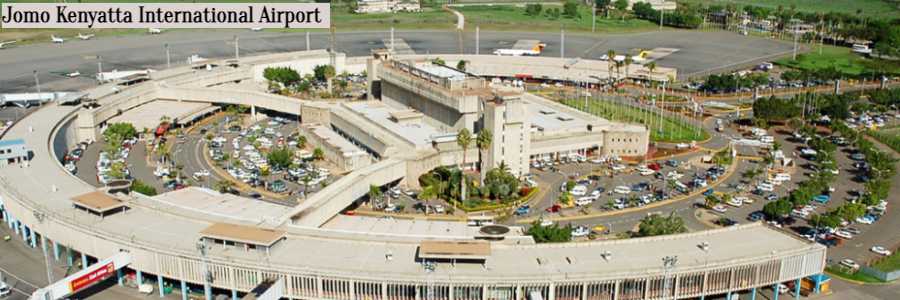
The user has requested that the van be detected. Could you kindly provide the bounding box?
[576,197,594,206]
[614,186,631,194]
[0,281,10,297]
[760,135,774,143]
[773,173,791,182]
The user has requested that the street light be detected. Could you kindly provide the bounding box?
[662,255,678,299]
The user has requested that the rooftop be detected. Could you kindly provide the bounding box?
[0,138,25,148]
[71,190,126,214]
[345,101,443,148]
[414,63,467,82]
[200,222,286,247]
[419,240,491,260]
[149,187,292,226]
[306,124,368,157]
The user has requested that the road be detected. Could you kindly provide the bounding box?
[0,29,793,92]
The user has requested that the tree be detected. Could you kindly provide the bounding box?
[431,57,445,66]
[874,25,900,58]
[635,212,687,237]
[104,122,138,141]
[525,4,543,16]
[130,179,158,196]
[296,135,308,148]
[457,128,472,170]
[300,172,314,199]
[527,221,572,243]
[614,0,628,13]
[595,0,611,18]
[312,147,325,161]
[263,67,301,87]
[646,61,657,79]
[606,49,617,81]
[107,161,128,179]
[623,55,633,79]
[313,64,337,94]
[267,147,294,170]
[476,130,492,173]
[562,0,580,19]
[704,194,720,208]
[456,60,468,72]
[368,185,382,206]
[214,180,235,194]
[763,199,792,219]
[483,163,520,202]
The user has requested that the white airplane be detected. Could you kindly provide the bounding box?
[250,27,263,32]
[77,33,95,40]
[51,35,65,44]
[0,40,16,49]
[600,51,650,63]
[493,48,541,56]
[148,28,162,34]
[66,71,81,78]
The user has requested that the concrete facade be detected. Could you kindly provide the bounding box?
[299,123,373,172]
[483,95,530,177]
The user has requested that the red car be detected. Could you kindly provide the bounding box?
[545,204,562,213]
[647,162,661,171]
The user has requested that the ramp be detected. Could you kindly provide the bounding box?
[29,252,131,300]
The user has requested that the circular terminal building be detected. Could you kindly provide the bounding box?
[0,50,825,300]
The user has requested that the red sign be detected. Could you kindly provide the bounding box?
[69,262,116,293]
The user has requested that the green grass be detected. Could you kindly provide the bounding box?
[825,266,886,283]
[454,5,657,33]
[868,127,900,153]
[775,45,900,77]
[678,0,900,19]
[561,98,709,143]
[871,249,900,273]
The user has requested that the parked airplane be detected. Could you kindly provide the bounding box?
[0,40,16,49]
[77,33,95,40]
[148,28,162,34]
[51,35,65,44]
[600,50,650,63]
[493,41,546,56]
[250,27,263,31]
[66,71,81,78]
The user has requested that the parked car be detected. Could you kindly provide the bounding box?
[871,246,892,256]
[840,259,860,270]
[571,226,590,238]
[545,204,562,213]
[515,205,531,216]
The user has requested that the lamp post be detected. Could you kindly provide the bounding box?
[662,255,678,299]
[196,241,213,300]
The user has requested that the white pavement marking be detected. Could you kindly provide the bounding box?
[381,38,415,55]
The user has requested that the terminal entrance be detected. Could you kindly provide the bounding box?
[29,252,131,300]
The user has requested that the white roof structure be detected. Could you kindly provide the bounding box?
[345,101,443,148]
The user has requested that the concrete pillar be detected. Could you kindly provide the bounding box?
[40,234,48,254]
[29,228,37,248]
[751,287,757,300]
[137,270,143,285]
[66,247,73,267]
[251,105,257,121]
[232,289,238,300]
[117,269,124,286]
[159,275,165,297]
[794,279,800,300]
[13,220,20,237]
[53,241,60,261]
[204,282,212,300]
[81,252,88,270]
[726,291,732,300]
[548,283,555,300]
[181,280,189,300]
[773,284,779,300]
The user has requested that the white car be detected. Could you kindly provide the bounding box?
[571,226,590,237]
[712,204,728,213]
[576,197,595,206]
[726,198,743,207]
[0,281,9,297]
[193,170,210,179]
[871,246,892,256]
[614,186,631,194]
[856,216,875,224]
[840,259,860,270]
[757,183,774,192]
[834,230,853,239]
[540,218,554,227]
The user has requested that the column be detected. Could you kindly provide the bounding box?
[772,284,779,300]
[29,228,37,248]
[40,235,48,254]
[794,279,800,300]
[81,252,88,270]
[181,280,189,300]
[726,291,731,300]
[117,269,124,286]
[750,287,756,300]
[232,289,238,300]
[13,220,21,237]
[66,247,73,267]
[204,281,212,300]
[53,241,60,261]
[158,274,165,297]
[548,283,555,300]
[137,270,144,285]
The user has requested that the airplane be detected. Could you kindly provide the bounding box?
[66,71,81,78]
[77,33,95,40]
[493,42,546,57]
[250,27,263,32]
[51,35,65,44]
[600,50,650,63]
[148,28,162,34]
[0,40,16,49]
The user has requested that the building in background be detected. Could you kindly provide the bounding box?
[355,0,421,14]
[628,0,677,11]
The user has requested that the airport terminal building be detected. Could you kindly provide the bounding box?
[0,50,825,300]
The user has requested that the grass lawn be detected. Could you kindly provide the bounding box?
[871,250,900,273]
[678,0,900,19]
[824,266,886,283]
[454,5,657,33]
[560,98,709,143]
[774,45,900,77]
[868,127,900,153]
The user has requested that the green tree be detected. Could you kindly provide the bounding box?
[457,128,473,170]
[130,179,158,196]
[263,67,301,87]
[704,194,720,208]
[476,130,492,172]
[214,180,235,193]
[525,4,543,16]
[763,199,792,219]
[313,64,336,82]
[562,0,580,18]
[107,161,127,180]
[527,221,572,243]
[312,147,325,161]
[635,212,687,237]
[104,122,138,140]
[456,60,468,72]
[613,0,628,12]
[267,147,294,170]
[296,135,308,149]
[368,185,382,205]
[431,57,445,66]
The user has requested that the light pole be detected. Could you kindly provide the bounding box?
[475,26,480,55]
[234,35,239,61]
[165,44,171,68]
[196,241,213,300]
[33,70,42,106]
[560,26,565,59]
[34,211,53,288]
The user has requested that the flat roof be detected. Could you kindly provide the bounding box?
[307,124,368,157]
[150,187,292,226]
[419,241,491,260]
[0,138,25,148]
[345,101,442,148]
[200,222,286,247]
[71,191,126,214]
[107,100,212,131]
[415,63,467,81]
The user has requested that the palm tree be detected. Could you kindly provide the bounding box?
[476,130,493,173]
[457,128,472,201]
[368,185,382,208]
[606,49,616,81]
[623,55,633,80]
[300,174,313,199]
[646,61,657,81]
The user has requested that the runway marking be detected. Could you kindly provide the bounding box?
[583,39,607,57]
[382,38,415,55]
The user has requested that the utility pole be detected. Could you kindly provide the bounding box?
[390,27,395,51]
[660,9,664,30]
[592,4,596,33]
[792,22,799,60]
[560,26,565,59]
[329,24,336,67]
[165,43,171,68]
[305,31,311,51]
[197,242,212,300]
[475,26,480,55]
[234,35,239,61]
[33,70,41,95]
[662,256,678,300]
